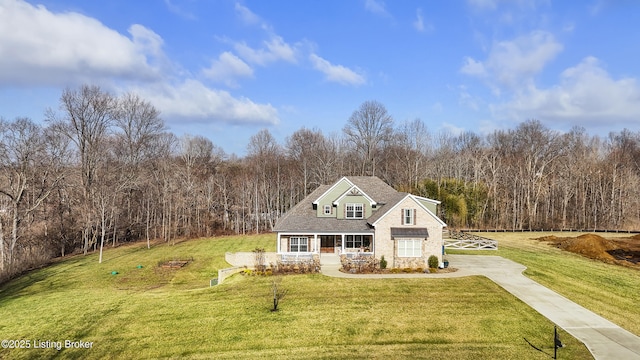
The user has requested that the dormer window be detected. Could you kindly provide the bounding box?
[323,204,332,215]
[346,203,364,219]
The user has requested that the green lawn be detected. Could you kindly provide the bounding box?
[458,231,640,337]
[0,233,596,359]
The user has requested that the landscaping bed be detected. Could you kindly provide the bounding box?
[339,254,458,274]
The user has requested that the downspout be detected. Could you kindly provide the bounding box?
[392,234,396,268]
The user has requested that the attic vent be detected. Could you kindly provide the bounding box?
[349,188,362,196]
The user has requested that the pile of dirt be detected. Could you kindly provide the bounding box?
[556,234,618,262]
[536,235,560,242]
[535,233,640,267]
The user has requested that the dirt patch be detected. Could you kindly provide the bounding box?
[160,260,190,269]
[535,234,640,268]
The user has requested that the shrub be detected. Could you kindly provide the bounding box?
[273,259,321,275]
[340,254,379,273]
[380,255,387,269]
[253,247,266,272]
[390,268,401,274]
[428,255,439,269]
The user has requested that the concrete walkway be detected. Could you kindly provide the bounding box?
[319,253,640,360]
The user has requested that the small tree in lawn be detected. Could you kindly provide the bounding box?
[253,247,266,272]
[271,277,287,312]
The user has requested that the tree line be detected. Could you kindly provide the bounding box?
[2,87,640,281]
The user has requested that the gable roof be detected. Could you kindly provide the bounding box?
[273,184,372,232]
[413,195,441,205]
[312,176,353,205]
[348,176,399,204]
[332,184,377,206]
[369,193,447,227]
[273,176,445,233]
[311,176,398,206]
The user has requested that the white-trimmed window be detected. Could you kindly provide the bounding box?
[290,237,308,252]
[346,203,364,219]
[323,204,332,215]
[398,239,422,257]
[403,208,415,225]
[345,235,371,249]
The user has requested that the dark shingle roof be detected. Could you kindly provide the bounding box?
[348,176,398,204]
[273,176,403,233]
[273,184,372,232]
[390,227,430,238]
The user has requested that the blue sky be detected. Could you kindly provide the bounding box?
[1,0,639,155]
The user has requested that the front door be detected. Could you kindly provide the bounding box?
[320,235,336,253]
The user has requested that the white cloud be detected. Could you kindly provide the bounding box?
[493,57,640,126]
[203,52,253,87]
[234,35,298,66]
[458,85,482,111]
[135,79,279,125]
[460,57,487,77]
[468,0,547,11]
[440,123,465,135]
[413,8,433,33]
[467,0,499,10]
[0,0,161,86]
[130,24,164,59]
[234,2,261,25]
[588,0,606,16]
[461,31,562,89]
[364,0,390,17]
[309,54,366,86]
[164,0,196,20]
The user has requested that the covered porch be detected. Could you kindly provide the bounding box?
[276,232,375,257]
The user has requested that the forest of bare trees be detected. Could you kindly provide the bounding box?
[2,86,640,281]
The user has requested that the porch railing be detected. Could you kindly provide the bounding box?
[280,253,315,264]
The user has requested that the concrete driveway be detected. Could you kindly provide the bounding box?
[320,253,640,360]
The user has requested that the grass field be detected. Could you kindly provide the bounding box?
[462,231,640,337]
[0,233,609,359]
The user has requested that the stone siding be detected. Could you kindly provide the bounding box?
[373,196,444,268]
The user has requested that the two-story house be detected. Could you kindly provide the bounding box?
[273,176,447,268]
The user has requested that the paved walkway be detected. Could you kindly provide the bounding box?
[320,253,640,360]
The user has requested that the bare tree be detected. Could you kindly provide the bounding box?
[247,129,283,232]
[271,277,287,312]
[0,118,63,271]
[113,92,165,165]
[387,118,430,189]
[286,127,335,196]
[343,100,394,176]
[48,85,116,254]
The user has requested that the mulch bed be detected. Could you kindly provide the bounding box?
[339,267,459,275]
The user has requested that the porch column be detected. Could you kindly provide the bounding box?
[276,233,281,253]
[314,234,319,253]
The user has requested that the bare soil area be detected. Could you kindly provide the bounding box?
[535,233,640,268]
